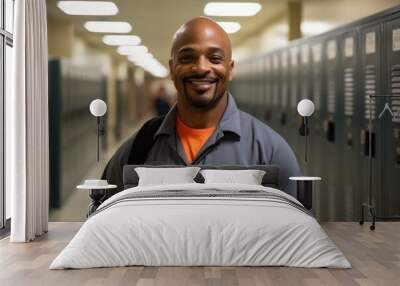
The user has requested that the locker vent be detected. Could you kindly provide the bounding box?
[391,64,400,123]
[313,73,321,111]
[344,67,354,117]
[327,70,336,113]
[364,65,376,119]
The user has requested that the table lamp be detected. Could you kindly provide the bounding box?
[76,99,116,217]
[297,99,315,162]
[89,99,107,162]
[289,99,321,211]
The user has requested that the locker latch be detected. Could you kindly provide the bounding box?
[360,129,375,158]
[324,120,335,142]
[280,113,287,126]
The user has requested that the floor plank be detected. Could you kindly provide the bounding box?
[0,222,399,286]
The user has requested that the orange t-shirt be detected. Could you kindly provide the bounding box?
[176,116,216,164]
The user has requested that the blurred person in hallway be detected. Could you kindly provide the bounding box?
[152,84,173,116]
[103,16,301,198]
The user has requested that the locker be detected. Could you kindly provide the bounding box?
[309,40,326,220]
[287,45,301,161]
[340,31,360,220]
[271,52,281,131]
[298,43,311,164]
[230,5,400,222]
[247,59,255,116]
[324,35,347,220]
[358,23,384,219]
[264,55,272,123]
[279,49,290,142]
[300,44,311,101]
[245,61,252,113]
[382,17,400,218]
[48,59,106,209]
[255,56,265,120]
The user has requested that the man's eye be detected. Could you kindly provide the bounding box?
[210,56,223,63]
[179,56,193,63]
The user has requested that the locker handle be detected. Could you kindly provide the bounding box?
[324,120,335,142]
[361,129,375,158]
[280,113,287,126]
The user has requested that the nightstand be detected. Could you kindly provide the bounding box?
[77,180,117,217]
[289,176,321,210]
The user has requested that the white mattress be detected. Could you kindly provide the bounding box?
[50,183,351,269]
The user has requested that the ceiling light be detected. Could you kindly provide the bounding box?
[204,2,261,17]
[128,53,153,62]
[129,56,169,78]
[57,1,118,16]
[84,21,131,33]
[117,45,148,56]
[301,22,334,36]
[217,22,241,34]
[103,35,141,46]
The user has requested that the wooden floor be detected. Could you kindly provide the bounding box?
[0,222,399,286]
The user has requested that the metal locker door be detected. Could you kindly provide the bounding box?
[340,30,359,221]
[288,45,301,161]
[279,49,290,141]
[272,52,281,132]
[264,56,272,123]
[234,65,244,109]
[246,59,254,114]
[300,44,311,101]
[249,58,257,116]
[256,56,264,120]
[298,44,311,175]
[382,17,400,218]
[323,36,345,221]
[358,23,384,220]
[242,60,251,113]
[309,40,326,220]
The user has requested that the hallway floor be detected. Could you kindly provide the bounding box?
[0,222,399,286]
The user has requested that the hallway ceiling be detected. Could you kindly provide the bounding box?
[47,0,400,69]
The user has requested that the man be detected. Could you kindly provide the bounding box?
[102,17,301,197]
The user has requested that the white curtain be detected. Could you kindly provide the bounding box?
[8,0,49,242]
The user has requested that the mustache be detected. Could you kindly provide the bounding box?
[183,75,219,83]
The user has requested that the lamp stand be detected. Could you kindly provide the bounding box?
[96,116,105,162]
[304,117,309,163]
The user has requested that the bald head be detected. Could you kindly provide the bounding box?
[168,16,234,117]
[171,17,232,59]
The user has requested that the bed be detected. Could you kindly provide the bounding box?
[50,165,350,269]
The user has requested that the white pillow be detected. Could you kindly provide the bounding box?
[200,169,266,185]
[135,167,201,186]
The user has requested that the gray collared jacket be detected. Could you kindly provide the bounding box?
[104,94,301,197]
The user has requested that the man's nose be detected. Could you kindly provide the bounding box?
[191,56,211,73]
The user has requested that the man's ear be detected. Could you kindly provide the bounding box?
[168,59,174,81]
[228,60,234,81]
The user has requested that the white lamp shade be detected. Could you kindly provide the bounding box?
[90,99,107,117]
[297,99,315,117]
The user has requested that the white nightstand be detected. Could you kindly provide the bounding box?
[77,180,117,216]
[289,176,321,210]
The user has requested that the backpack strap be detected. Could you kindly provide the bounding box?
[127,115,165,164]
[100,115,165,198]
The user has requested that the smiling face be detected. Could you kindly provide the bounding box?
[169,18,234,110]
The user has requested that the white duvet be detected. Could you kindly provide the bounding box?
[50,183,351,269]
